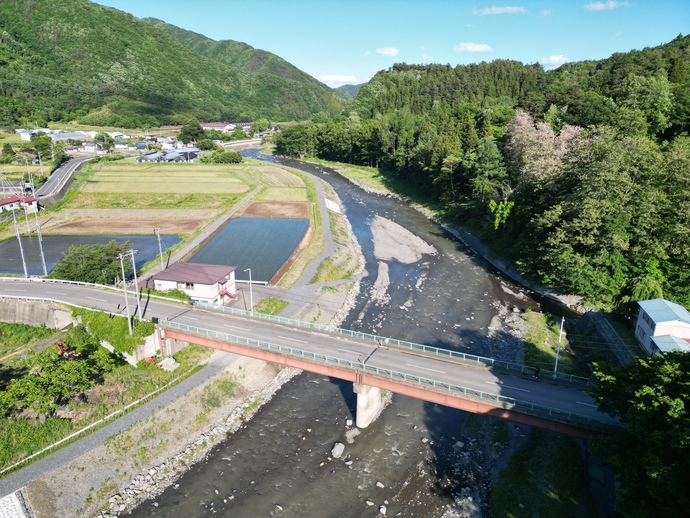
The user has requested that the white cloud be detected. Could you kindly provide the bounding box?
[422,54,432,60]
[319,75,358,86]
[376,47,399,57]
[540,9,552,17]
[584,0,630,11]
[539,54,571,68]
[363,51,371,57]
[615,31,625,36]
[453,42,494,53]
[473,6,527,15]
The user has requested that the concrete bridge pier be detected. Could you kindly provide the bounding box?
[354,383,388,428]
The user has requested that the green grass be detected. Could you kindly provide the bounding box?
[72,308,154,355]
[522,312,582,375]
[309,256,357,284]
[490,430,598,517]
[0,322,55,358]
[254,186,308,202]
[254,297,289,315]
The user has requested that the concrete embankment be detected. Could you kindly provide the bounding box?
[0,299,72,329]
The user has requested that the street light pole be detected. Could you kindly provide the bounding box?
[154,227,165,271]
[553,316,565,377]
[244,268,253,311]
[118,254,133,335]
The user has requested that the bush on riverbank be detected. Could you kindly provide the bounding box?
[0,319,212,474]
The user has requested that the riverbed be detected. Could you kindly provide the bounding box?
[126,151,542,517]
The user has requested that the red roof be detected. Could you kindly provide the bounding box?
[0,194,37,206]
[152,262,236,286]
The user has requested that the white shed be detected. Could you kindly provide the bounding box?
[636,299,690,355]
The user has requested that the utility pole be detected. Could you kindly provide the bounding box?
[34,211,47,276]
[128,249,141,318]
[244,268,253,311]
[118,254,133,335]
[553,316,566,377]
[154,227,165,271]
[12,210,28,278]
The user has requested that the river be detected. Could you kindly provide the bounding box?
[129,151,542,517]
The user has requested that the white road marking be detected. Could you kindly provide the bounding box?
[224,324,251,332]
[46,291,66,295]
[576,401,598,408]
[338,348,361,355]
[86,296,107,302]
[3,289,25,292]
[278,335,309,344]
[406,363,446,374]
[486,381,530,393]
[183,316,198,321]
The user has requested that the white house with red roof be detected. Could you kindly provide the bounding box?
[0,194,38,214]
[150,262,236,305]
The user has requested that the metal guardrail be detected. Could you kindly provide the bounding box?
[0,277,185,304]
[160,320,618,431]
[193,301,592,386]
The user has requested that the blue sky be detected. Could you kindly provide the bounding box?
[94,1,689,87]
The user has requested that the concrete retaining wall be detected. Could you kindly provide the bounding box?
[0,299,72,329]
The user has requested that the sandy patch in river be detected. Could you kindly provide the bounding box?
[371,215,436,264]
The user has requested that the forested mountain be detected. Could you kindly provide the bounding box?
[0,0,343,128]
[145,18,345,111]
[275,35,690,310]
[336,83,366,99]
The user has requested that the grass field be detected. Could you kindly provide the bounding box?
[255,186,307,202]
[82,163,248,194]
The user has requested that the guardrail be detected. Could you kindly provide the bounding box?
[0,277,186,304]
[160,320,617,431]
[193,301,592,386]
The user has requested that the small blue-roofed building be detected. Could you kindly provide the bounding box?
[635,298,690,355]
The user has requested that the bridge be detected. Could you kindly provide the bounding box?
[0,279,620,438]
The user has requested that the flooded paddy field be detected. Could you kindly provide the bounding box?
[0,234,181,276]
[189,217,309,282]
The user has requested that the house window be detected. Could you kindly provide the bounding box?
[186,283,194,290]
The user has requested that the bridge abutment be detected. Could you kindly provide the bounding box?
[354,383,388,428]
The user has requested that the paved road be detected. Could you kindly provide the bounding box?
[36,157,92,200]
[0,280,615,426]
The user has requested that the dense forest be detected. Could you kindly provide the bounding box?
[0,0,343,128]
[275,35,690,310]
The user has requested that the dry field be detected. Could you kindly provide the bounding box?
[242,202,309,219]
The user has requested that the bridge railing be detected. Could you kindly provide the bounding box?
[160,320,617,432]
[193,301,591,386]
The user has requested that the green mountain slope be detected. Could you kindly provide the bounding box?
[0,0,343,128]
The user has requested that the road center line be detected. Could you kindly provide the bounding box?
[46,291,66,295]
[406,363,446,374]
[3,289,25,292]
[278,335,309,344]
[576,401,598,408]
[338,348,361,355]
[224,324,251,332]
[183,316,199,321]
[85,296,107,302]
[486,381,530,393]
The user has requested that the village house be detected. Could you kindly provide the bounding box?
[635,298,690,355]
[202,122,236,133]
[0,194,38,214]
[149,262,237,305]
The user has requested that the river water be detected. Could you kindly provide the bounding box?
[130,152,541,517]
